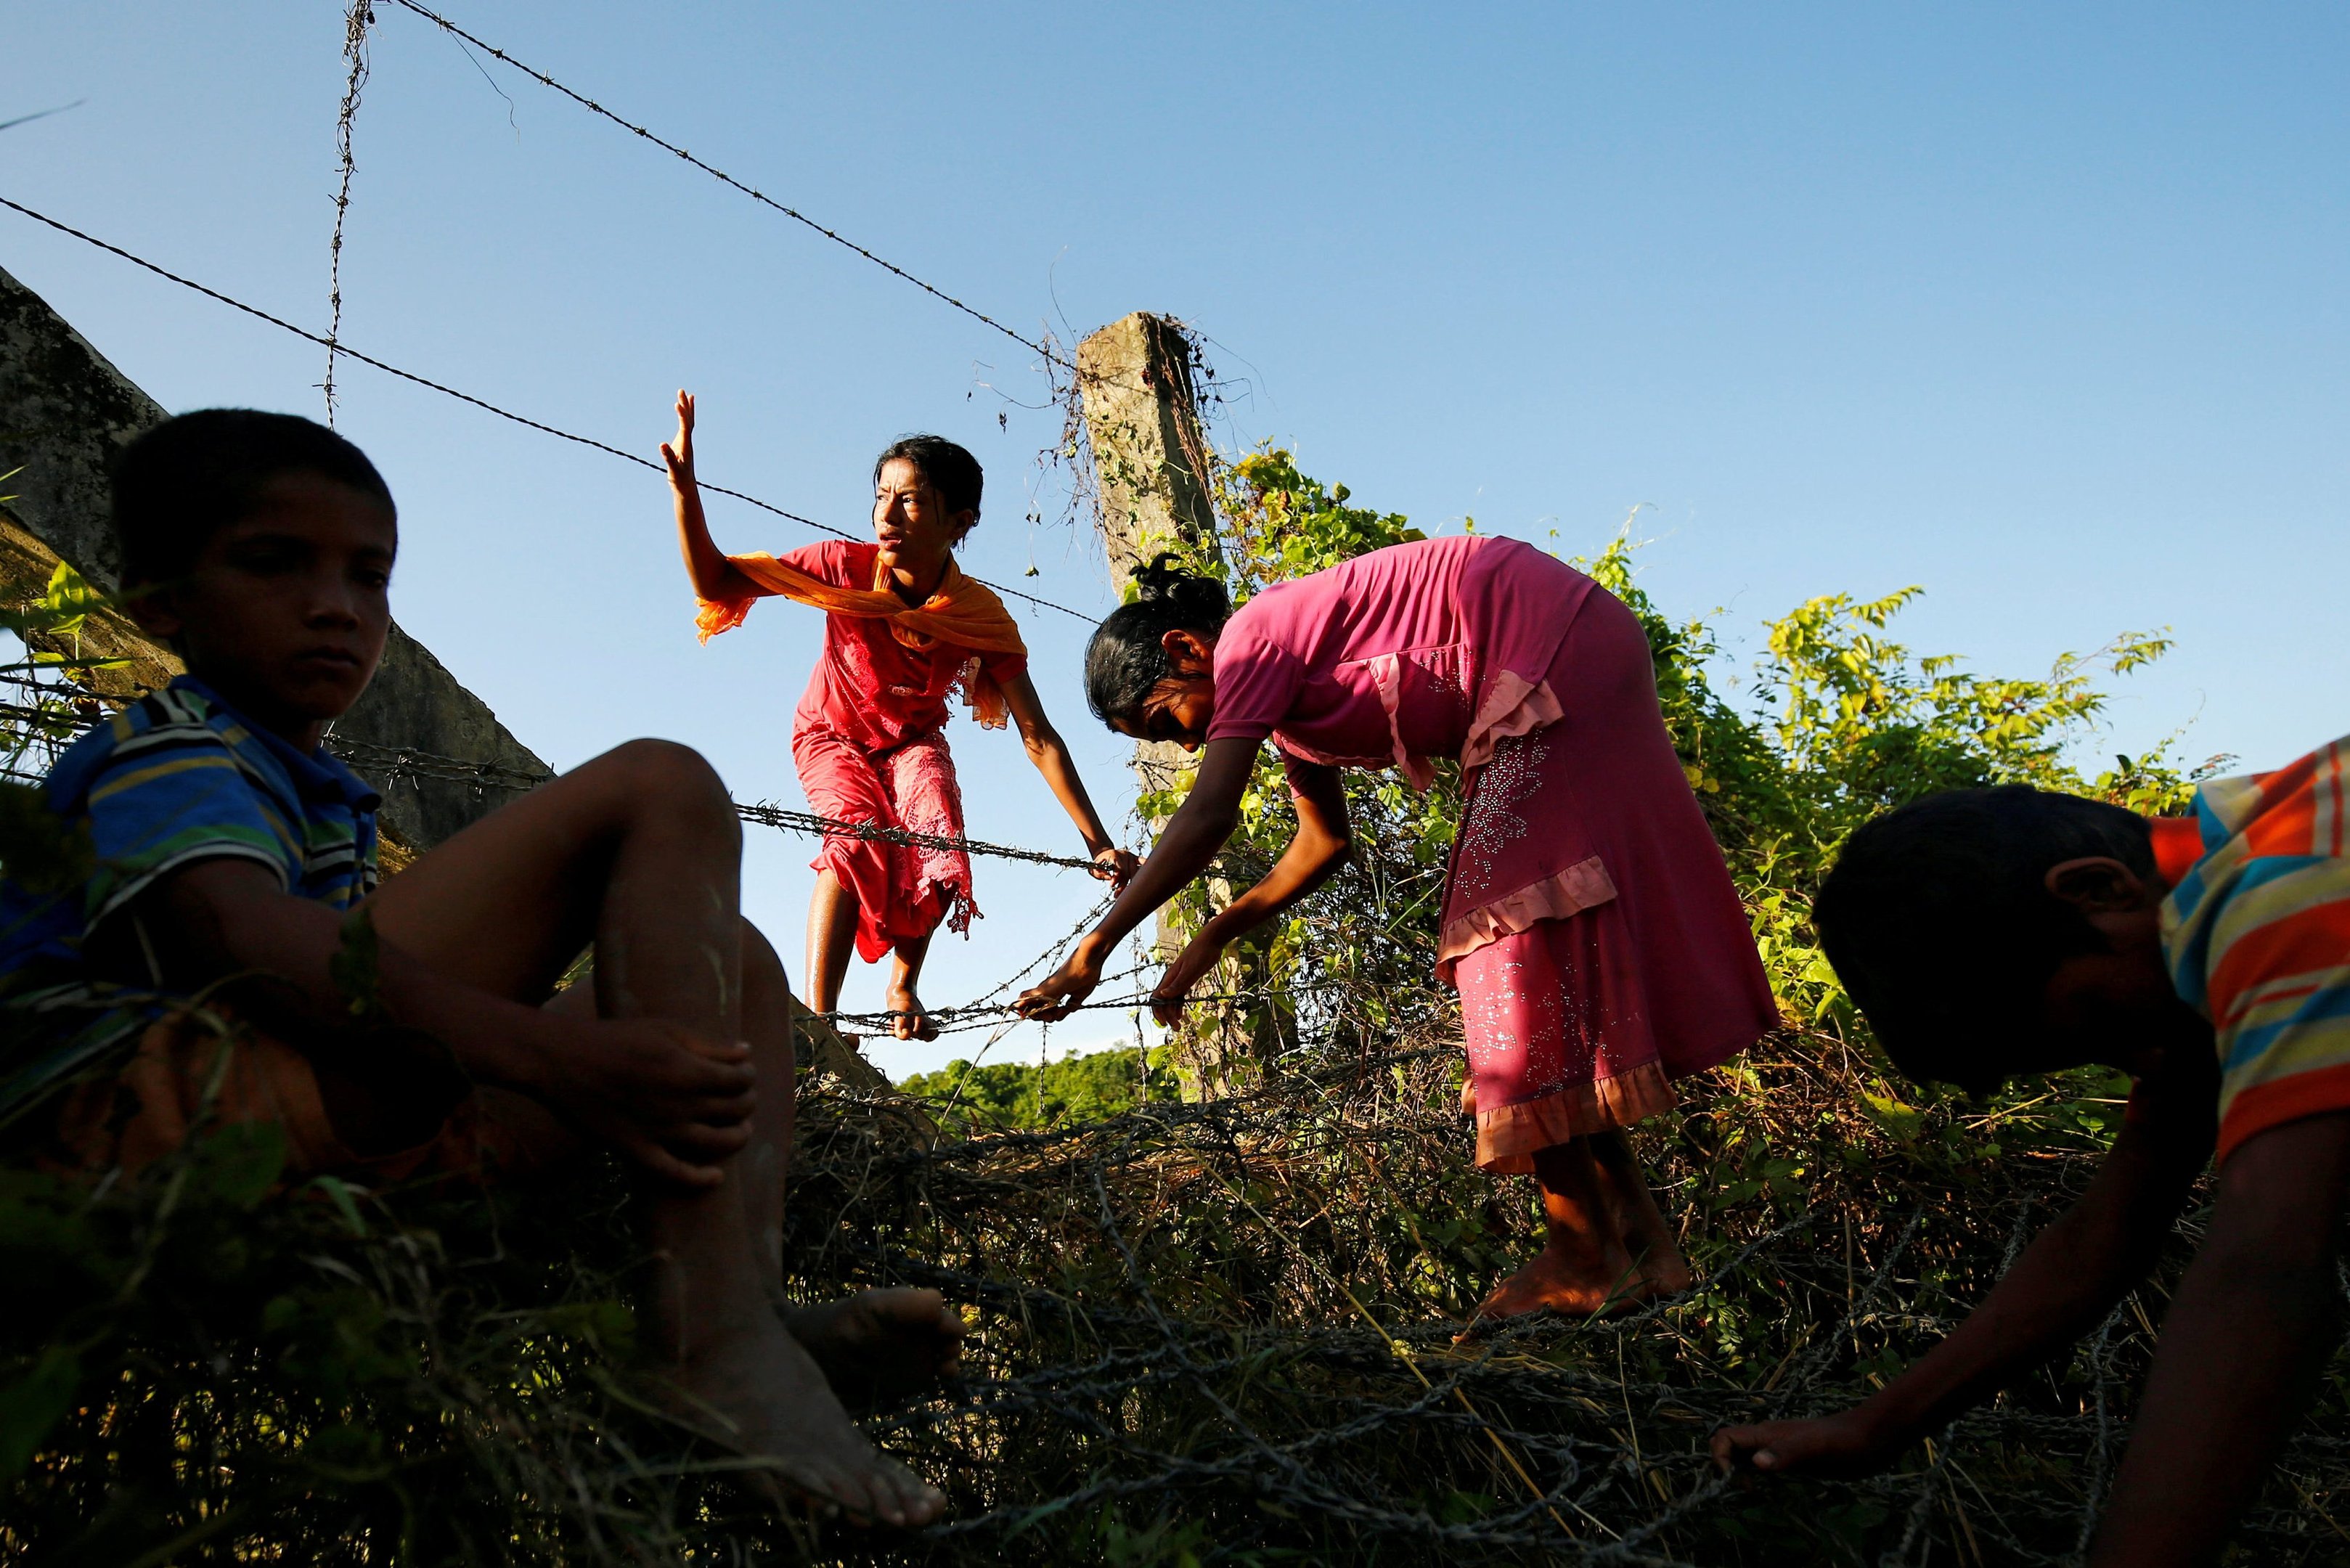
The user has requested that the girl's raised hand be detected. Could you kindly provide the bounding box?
[660,390,697,491]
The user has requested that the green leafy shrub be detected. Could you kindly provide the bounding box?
[897,1044,1180,1132]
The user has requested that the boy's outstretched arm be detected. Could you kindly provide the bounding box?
[662,391,759,605]
[1000,672,1139,889]
[1713,1051,2216,1478]
[2088,1111,2350,1567]
[107,858,758,1186]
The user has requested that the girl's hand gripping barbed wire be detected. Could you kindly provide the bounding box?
[1149,931,1228,1027]
[1090,847,1142,891]
[1015,942,1104,1021]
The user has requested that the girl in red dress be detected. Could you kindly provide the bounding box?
[664,393,1135,1040]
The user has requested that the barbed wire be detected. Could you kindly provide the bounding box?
[380,0,1071,376]
[325,735,1118,873]
[769,1034,2269,1564]
[815,981,1345,1037]
[0,694,1109,873]
[321,0,374,426]
[0,193,1094,625]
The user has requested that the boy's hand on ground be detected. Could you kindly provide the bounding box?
[1710,1410,1897,1481]
[539,1016,756,1187]
[661,390,697,491]
[1090,848,1141,891]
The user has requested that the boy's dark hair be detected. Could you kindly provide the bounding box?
[1084,552,1232,727]
[112,409,395,587]
[873,435,983,521]
[1814,785,2154,1095]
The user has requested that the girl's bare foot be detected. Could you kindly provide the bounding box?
[656,1313,945,1527]
[785,1287,966,1409]
[1635,1241,1695,1298]
[882,979,938,1041]
[1465,1237,1660,1328]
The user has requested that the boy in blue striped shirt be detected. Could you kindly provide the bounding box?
[0,409,947,1527]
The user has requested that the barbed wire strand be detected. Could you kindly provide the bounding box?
[381,0,1069,374]
[322,0,375,426]
[0,194,1093,624]
[0,696,1105,873]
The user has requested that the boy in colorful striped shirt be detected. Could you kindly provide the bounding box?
[1711,743,2350,1567]
[0,409,949,1527]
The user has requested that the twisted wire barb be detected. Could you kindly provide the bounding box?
[322,0,375,425]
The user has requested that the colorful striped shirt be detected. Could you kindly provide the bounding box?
[2156,736,2350,1164]
[0,676,381,976]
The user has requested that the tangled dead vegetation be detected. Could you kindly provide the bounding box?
[12,1002,2350,1567]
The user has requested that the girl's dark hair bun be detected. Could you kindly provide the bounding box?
[1131,552,1230,619]
[1085,552,1233,726]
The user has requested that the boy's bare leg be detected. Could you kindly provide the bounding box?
[2088,1114,2350,1567]
[542,926,963,1414]
[1471,1135,1656,1322]
[733,921,963,1401]
[366,740,940,1525]
[804,872,859,1019]
[884,934,937,1041]
[1591,1130,1694,1295]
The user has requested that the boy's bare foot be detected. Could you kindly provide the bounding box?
[1461,1238,1659,1331]
[656,1314,945,1527]
[786,1287,966,1408]
[882,979,939,1041]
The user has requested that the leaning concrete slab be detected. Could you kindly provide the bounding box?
[0,261,544,849]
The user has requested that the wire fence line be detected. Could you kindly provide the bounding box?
[0,694,1111,873]
[0,193,1096,625]
[380,0,1071,375]
[815,980,1349,1037]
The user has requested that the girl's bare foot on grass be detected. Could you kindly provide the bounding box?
[1635,1241,1695,1299]
[881,979,939,1041]
[786,1287,966,1408]
[657,1314,945,1527]
[1461,1238,1660,1331]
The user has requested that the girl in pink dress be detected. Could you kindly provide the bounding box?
[664,393,1137,1040]
[1019,537,1777,1319]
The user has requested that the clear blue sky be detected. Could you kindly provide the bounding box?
[7,2,2344,1079]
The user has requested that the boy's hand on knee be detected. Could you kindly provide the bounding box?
[536,1017,758,1187]
[1710,1410,1897,1481]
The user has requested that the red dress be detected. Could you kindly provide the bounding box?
[780,542,1027,963]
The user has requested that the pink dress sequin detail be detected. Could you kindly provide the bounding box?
[1209,536,1776,1172]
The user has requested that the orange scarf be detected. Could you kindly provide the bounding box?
[695,550,1026,729]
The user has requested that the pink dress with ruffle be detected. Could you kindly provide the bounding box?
[1205,535,1776,1171]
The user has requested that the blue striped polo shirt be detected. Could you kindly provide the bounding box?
[0,675,381,976]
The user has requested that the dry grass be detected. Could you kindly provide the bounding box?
[17,1008,2347,1566]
